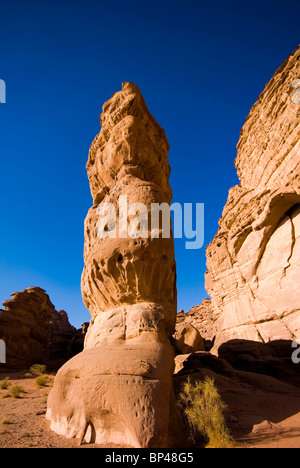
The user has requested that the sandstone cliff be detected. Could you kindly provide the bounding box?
[205,45,300,349]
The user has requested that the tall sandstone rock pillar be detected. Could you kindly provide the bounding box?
[47,82,181,447]
[205,46,300,349]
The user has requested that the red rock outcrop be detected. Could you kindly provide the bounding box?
[205,46,300,349]
[47,82,182,448]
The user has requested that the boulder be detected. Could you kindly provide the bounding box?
[173,322,205,354]
[174,351,234,376]
[176,298,215,349]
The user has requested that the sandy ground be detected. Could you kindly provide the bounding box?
[0,372,127,448]
[202,368,300,449]
[0,371,299,448]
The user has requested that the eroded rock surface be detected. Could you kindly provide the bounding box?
[0,288,85,371]
[173,322,205,354]
[47,82,182,448]
[205,46,300,349]
[0,287,55,370]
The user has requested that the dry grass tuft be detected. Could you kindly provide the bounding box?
[180,376,234,448]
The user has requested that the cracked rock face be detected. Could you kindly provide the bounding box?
[205,46,300,349]
[46,82,182,448]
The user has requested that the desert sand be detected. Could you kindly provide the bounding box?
[1,370,299,448]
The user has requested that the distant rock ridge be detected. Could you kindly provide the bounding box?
[203,45,300,349]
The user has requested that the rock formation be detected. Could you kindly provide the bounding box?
[173,322,205,354]
[205,46,300,349]
[45,311,87,371]
[0,287,85,371]
[47,82,182,448]
[0,287,55,370]
[176,298,214,348]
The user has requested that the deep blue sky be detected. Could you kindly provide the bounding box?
[0,0,299,328]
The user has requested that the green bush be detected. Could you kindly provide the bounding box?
[180,376,234,448]
[29,364,47,375]
[9,385,25,398]
[35,375,49,387]
[0,377,9,390]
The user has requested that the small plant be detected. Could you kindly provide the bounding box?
[9,385,25,398]
[0,377,9,390]
[35,375,49,387]
[180,376,234,448]
[29,364,47,375]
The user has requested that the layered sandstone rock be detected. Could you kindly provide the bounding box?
[205,46,300,350]
[0,287,55,370]
[47,82,182,448]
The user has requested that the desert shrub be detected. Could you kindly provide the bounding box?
[0,377,9,390]
[35,375,49,387]
[29,364,47,375]
[9,385,25,398]
[180,376,234,448]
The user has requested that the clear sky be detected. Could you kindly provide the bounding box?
[0,0,299,328]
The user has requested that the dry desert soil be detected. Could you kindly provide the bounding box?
[0,371,299,449]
